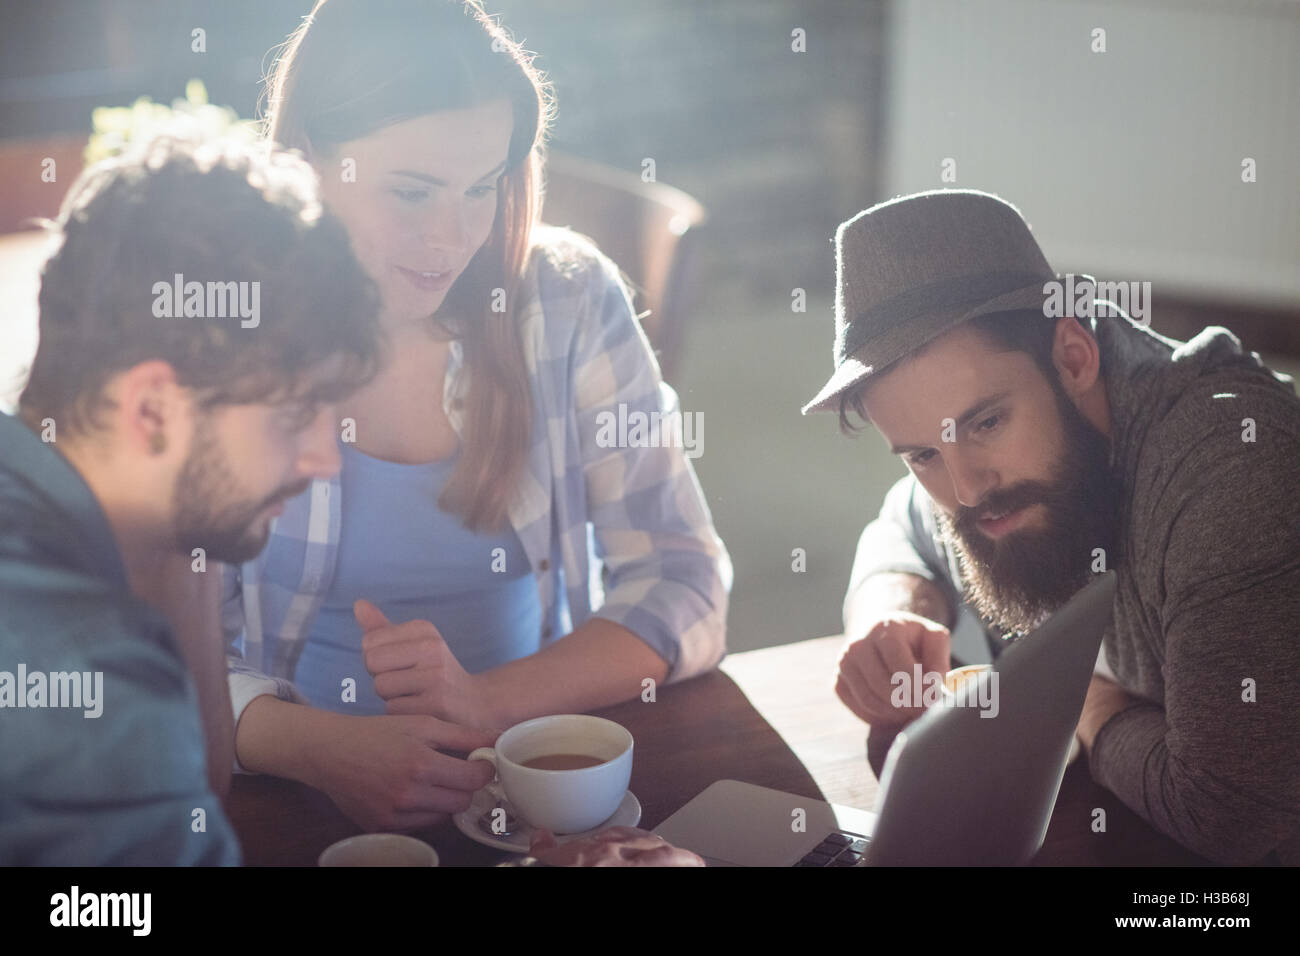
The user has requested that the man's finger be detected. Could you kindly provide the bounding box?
[874,627,925,711]
[858,640,910,718]
[839,649,894,723]
[834,672,871,724]
[914,624,952,683]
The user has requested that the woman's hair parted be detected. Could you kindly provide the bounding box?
[262,0,554,532]
[19,132,383,438]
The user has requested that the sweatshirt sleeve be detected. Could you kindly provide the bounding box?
[0,610,241,865]
[1090,400,1300,864]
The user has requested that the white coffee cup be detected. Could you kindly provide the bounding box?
[318,833,439,867]
[468,714,633,834]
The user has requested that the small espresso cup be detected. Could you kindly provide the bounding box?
[468,714,633,834]
[318,834,439,867]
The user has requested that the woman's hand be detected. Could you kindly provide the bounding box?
[354,599,499,728]
[307,710,498,832]
[529,827,705,867]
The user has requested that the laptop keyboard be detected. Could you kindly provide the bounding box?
[794,831,872,867]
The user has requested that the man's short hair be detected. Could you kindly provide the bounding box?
[19,131,383,435]
[838,309,1064,435]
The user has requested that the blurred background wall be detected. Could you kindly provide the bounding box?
[1,0,1296,654]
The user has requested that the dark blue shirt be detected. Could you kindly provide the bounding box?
[0,412,240,864]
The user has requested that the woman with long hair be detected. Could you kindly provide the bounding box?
[221,0,731,831]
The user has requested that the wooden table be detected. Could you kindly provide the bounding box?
[226,635,1212,866]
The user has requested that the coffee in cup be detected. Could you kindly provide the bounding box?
[469,714,633,834]
[942,664,991,697]
[520,753,607,771]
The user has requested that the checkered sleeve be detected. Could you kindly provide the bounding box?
[570,250,732,682]
[220,562,307,774]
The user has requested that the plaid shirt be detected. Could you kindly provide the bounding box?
[221,228,731,769]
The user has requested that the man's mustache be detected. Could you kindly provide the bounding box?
[951,481,1059,537]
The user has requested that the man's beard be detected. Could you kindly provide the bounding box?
[171,414,308,565]
[935,386,1121,638]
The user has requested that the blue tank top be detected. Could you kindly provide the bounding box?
[292,443,541,715]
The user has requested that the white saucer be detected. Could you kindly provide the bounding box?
[452,788,642,854]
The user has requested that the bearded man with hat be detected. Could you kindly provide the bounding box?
[806,189,1300,865]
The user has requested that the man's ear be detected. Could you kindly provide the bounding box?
[114,360,184,455]
[1051,317,1102,397]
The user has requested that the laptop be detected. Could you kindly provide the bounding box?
[653,571,1118,866]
